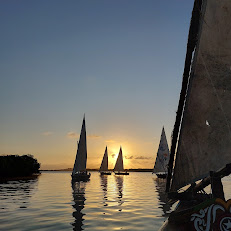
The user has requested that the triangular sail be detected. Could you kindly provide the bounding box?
[153,127,170,173]
[100,147,108,172]
[170,0,231,191]
[72,117,87,175]
[114,147,124,172]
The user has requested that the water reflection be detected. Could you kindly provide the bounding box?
[0,178,38,209]
[100,175,108,207]
[72,181,86,231]
[154,178,171,215]
[115,176,124,210]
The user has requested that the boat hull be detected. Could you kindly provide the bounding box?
[114,172,129,175]
[159,198,231,231]
[72,173,91,182]
[100,172,111,175]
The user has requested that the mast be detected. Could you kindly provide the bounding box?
[166,0,203,192]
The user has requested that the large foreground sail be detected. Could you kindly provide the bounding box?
[169,0,231,192]
[153,127,169,174]
[160,1,231,230]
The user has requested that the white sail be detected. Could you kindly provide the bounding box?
[99,146,108,172]
[114,147,124,172]
[153,127,170,173]
[170,0,231,191]
[72,117,87,175]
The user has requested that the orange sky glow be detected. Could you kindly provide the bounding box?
[38,131,161,170]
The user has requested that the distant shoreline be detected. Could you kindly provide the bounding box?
[41,169,153,172]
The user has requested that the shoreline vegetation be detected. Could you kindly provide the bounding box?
[41,168,153,172]
[0,154,40,183]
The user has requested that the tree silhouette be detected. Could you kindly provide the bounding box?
[0,154,40,177]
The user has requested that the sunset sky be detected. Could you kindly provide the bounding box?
[1,0,194,170]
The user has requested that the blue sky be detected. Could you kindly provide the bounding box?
[0,0,194,169]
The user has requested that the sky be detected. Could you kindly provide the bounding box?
[0,0,194,170]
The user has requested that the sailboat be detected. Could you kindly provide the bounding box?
[72,116,91,182]
[113,147,129,175]
[99,146,111,175]
[153,127,170,179]
[160,0,231,230]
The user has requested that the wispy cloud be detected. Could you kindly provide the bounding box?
[67,133,101,139]
[105,139,115,143]
[125,155,133,159]
[124,155,152,160]
[88,134,101,139]
[42,131,53,136]
[67,132,79,139]
[135,156,153,160]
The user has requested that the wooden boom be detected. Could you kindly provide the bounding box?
[168,163,231,200]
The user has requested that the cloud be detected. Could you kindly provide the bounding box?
[42,131,53,136]
[125,155,133,159]
[67,133,101,139]
[88,134,101,139]
[105,139,115,143]
[135,156,153,160]
[67,132,79,139]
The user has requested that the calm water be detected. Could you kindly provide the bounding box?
[1,172,231,231]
